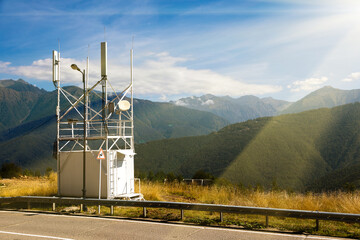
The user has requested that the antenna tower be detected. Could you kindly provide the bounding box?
[52,42,141,200]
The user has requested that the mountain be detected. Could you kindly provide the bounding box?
[0,79,46,131]
[133,99,228,143]
[135,103,360,191]
[282,86,360,114]
[0,79,228,170]
[172,94,291,123]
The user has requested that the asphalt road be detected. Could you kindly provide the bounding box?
[0,211,351,240]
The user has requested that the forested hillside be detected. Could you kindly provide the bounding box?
[0,79,46,130]
[136,103,360,191]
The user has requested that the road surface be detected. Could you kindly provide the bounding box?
[0,211,350,240]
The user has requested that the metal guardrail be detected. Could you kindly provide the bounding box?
[0,196,359,230]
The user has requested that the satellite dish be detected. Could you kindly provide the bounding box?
[118,100,131,111]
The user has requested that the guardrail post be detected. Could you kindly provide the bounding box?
[110,205,114,216]
[98,205,101,214]
[316,219,319,231]
[27,202,30,209]
[181,209,184,220]
[80,204,83,212]
[265,216,269,228]
[220,212,223,222]
[143,207,147,217]
[52,202,56,211]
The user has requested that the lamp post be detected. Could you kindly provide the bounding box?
[71,64,87,203]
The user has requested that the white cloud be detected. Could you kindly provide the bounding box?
[174,100,188,106]
[159,94,168,101]
[342,72,360,82]
[0,61,11,70]
[201,99,214,105]
[0,58,90,87]
[287,77,328,92]
[0,52,282,98]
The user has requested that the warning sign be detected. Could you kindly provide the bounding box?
[97,148,106,160]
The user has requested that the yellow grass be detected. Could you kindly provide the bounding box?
[142,182,360,214]
[0,172,57,197]
[140,182,360,238]
[1,175,359,214]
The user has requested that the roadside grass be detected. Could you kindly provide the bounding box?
[0,172,57,197]
[0,176,359,238]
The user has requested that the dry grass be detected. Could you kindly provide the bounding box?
[2,175,358,214]
[0,172,57,197]
[139,182,360,238]
[142,182,360,214]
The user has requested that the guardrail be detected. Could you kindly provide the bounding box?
[1,196,359,230]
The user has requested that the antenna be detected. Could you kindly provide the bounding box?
[104,27,106,42]
[87,44,90,88]
[101,42,107,77]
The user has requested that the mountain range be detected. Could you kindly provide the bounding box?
[2,79,360,191]
[0,79,228,169]
[172,94,291,123]
[172,86,360,123]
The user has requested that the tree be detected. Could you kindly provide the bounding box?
[192,170,215,180]
[154,171,166,182]
[23,169,34,176]
[45,167,53,177]
[176,174,184,183]
[166,172,176,183]
[0,163,22,178]
[34,170,41,177]
[147,171,154,181]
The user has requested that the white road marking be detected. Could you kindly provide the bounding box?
[0,210,346,240]
[0,230,74,240]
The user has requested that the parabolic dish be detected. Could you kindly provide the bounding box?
[118,100,131,111]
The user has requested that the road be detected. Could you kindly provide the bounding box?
[0,211,350,240]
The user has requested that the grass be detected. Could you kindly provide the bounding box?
[139,182,360,238]
[0,172,57,197]
[141,181,360,213]
[0,176,359,238]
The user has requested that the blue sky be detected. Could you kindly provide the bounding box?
[1,0,360,102]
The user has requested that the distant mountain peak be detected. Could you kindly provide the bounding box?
[17,79,28,84]
[172,94,291,123]
[314,85,338,92]
[281,86,360,114]
[322,85,334,89]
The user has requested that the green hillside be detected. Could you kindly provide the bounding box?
[0,79,45,131]
[0,117,56,170]
[134,99,228,143]
[136,103,360,191]
[282,86,360,114]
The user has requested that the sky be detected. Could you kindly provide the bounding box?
[1,0,360,102]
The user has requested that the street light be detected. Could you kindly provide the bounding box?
[71,64,81,72]
[71,64,87,205]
